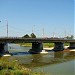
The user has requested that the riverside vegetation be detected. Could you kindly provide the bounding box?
[19,43,54,47]
[19,43,69,48]
[0,57,46,75]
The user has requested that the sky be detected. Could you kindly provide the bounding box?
[0,0,74,37]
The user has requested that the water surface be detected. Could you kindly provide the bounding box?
[6,44,75,75]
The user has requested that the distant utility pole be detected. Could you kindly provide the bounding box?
[53,32,54,38]
[42,27,44,38]
[6,21,8,37]
[32,25,35,33]
[64,30,66,38]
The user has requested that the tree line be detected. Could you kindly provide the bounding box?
[22,33,74,39]
[22,33,36,38]
[64,35,74,39]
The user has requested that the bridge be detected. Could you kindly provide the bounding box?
[0,37,75,54]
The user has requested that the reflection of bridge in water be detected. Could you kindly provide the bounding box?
[0,37,75,54]
[17,51,75,68]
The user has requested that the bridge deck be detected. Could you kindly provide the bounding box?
[0,37,75,43]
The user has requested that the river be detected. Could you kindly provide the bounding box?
[5,44,75,75]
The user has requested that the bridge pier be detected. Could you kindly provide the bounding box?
[0,43,9,54]
[68,42,75,49]
[29,42,43,54]
[53,42,64,51]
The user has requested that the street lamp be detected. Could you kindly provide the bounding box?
[0,20,8,37]
[42,27,44,38]
[32,25,35,33]
[6,21,8,37]
[4,20,8,37]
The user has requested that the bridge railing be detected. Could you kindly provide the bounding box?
[0,36,22,39]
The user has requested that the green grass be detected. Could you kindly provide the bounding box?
[0,57,46,75]
[43,43,54,48]
[18,43,54,48]
[19,43,32,47]
[43,43,69,47]
[64,43,69,46]
[18,43,69,48]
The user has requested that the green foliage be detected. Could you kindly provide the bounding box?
[22,33,36,38]
[30,33,36,38]
[43,43,54,48]
[22,34,30,38]
[0,57,46,75]
[64,43,69,46]
[65,35,74,39]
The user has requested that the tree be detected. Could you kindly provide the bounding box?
[65,35,74,39]
[30,33,36,38]
[70,35,74,39]
[22,34,30,38]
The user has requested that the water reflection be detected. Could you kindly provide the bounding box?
[11,50,75,68]
[30,51,75,75]
[7,44,75,67]
[11,52,30,55]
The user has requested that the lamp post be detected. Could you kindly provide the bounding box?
[6,21,8,37]
[0,20,8,37]
[32,25,35,33]
[42,27,44,38]
[5,19,8,37]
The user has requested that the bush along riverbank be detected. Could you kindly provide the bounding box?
[0,57,46,75]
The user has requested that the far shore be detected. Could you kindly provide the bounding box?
[43,46,69,50]
[15,44,74,51]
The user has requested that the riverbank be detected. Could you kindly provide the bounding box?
[17,43,54,48]
[43,46,69,50]
[17,43,69,51]
[18,43,69,48]
[18,43,32,47]
[0,57,45,75]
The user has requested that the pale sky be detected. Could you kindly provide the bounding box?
[0,0,74,37]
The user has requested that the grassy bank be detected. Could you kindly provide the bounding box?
[0,57,46,75]
[19,43,32,47]
[19,43,54,48]
[43,43,54,48]
[19,43,69,48]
